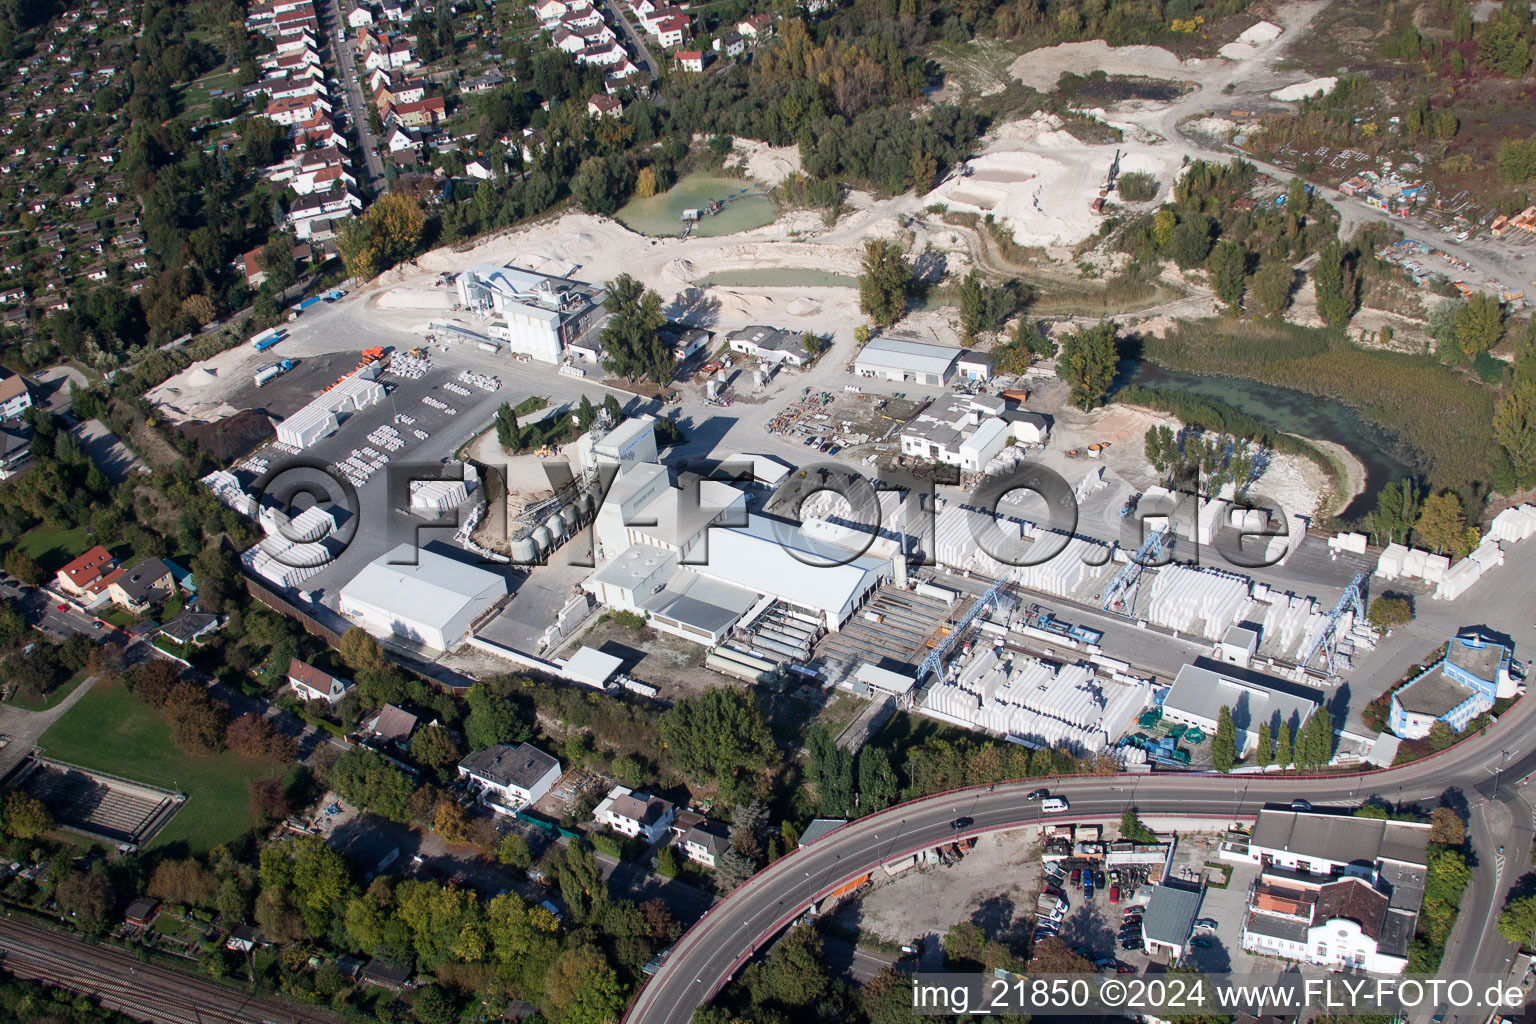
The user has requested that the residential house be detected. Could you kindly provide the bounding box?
[347,4,375,27]
[675,49,705,72]
[390,97,445,127]
[725,324,808,367]
[158,611,221,646]
[458,742,562,812]
[652,13,689,47]
[588,93,622,117]
[717,29,744,56]
[594,784,676,842]
[242,246,268,288]
[55,545,117,600]
[737,13,772,36]
[0,419,32,480]
[1388,632,1515,739]
[361,959,413,991]
[0,371,31,419]
[677,820,730,867]
[288,658,355,703]
[226,923,265,953]
[105,557,174,613]
[366,703,421,747]
[123,897,159,927]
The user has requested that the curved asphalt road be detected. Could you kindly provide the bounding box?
[628,689,1536,1024]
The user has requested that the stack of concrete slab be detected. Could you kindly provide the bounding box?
[1147,565,1252,639]
[933,503,1107,597]
[1255,591,1320,656]
[1490,504,1536,543]
[1435,539,1506,600]
[1328,532,1369,554]
[1375,544,1451,583]
[923,648,1151,753]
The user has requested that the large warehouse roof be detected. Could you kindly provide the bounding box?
[855,337,962,377]
[1163,662,1318,740]
[339,545,507,633]
[691,518,890,622]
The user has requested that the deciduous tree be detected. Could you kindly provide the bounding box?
[858,239,909,327]
[1056,323,1119,410]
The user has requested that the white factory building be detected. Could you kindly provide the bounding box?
[923,646,1151,752]
[899,393,1050,471]
[1160,661,1320,756]
[573,415,660,474]
[339,544,508,651]
[854,336,964,386]
[454,263,603,364]
[275,368,386,449]
[582,458,896,639]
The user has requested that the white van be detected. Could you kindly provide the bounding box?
[1041,797,1070,814]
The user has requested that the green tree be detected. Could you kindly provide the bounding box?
[656,845,679,878]
[3,549,44,585]
[1499,894,1536,949]
[412,984,458,1024]
[1205,240,1248,312]
[1454,293,1505,356]
[465,684,529,750]
[1,791,52,839]
[660,688,778,803]
[1415,491,1470,556]
[957,270,1010,342]
[1365,478,1423,547]
[557,842,606,922]
[577,394,597,429]
[1118,810,1156,843]
[600,274,673,383]
[1313,242,1356,327]
[1167,217,1214,268]
[602,393,623,425]
[259,232,299,292]
[744,925,828,1008]
[328,747,416,822]
[1275,722,1292,767]
[857,745,898,812]
[411,725,462,783]
[1367,595,1412,631]
[1057,323,1119,410]
[1211,705,1237,773]
[337,193,426,279]
[57,866,115,936]
[858,239,909,327]
[1117,171,1158,201]
[1430,806,1466,846]
[498,833,532,869]
[1250,260,1294,318]
[1494,376,1536,483]
[495,402,522,451]
[1254,722,1272,768]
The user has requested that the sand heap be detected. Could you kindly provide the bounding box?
[1008,40,1200,91]
[1271,77,1337,101]
[925,115,1183,248]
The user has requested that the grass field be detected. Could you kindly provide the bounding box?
[12,525,91,571]
[37,679,275,853]
[4,669,90,712]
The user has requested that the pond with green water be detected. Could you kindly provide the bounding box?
[616,174,779,237]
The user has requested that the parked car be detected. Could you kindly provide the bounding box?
[1116,963,1136,974]
[1194,918,1219,931]
[1190,936,1214,949]
[1095,870,1107,887]
[1042,883,1064,898]
[1109,885,1119,903]
[1070,868,1081,886]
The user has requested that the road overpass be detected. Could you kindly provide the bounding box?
[627,686,1536,1024]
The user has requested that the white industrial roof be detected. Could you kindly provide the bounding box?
[960,416,1009,455]
[596,416,656,455]
[690,518,890,619]
[856,662,916,695]
[1163,663,1317,741]
[724,452,792,486]
[339,545,507,632]
[564,646,622,687]
[855,337,962,376]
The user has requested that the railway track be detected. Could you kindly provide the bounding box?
[0,917,338,1024]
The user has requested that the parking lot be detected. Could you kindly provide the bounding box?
[237,341,541,608]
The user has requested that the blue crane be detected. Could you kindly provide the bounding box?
[917,575,1010,684]
[1100,524,1171,613]
[1297,571,1367,677]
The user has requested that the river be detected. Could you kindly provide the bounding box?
[1118,361,1411,521]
